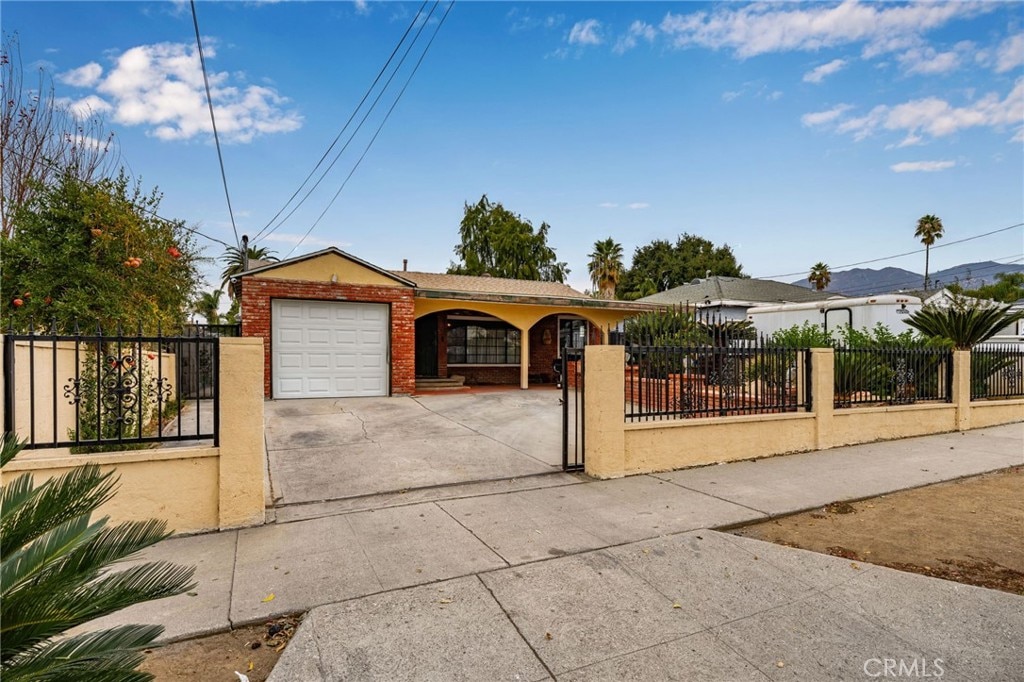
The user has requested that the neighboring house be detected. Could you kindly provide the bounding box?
[638,276,841,320]
[235,247,653,398]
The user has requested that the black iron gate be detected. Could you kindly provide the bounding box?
[560,345,584,472]
[179,324,237,399]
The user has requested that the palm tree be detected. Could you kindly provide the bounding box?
[1,432,195,680]
[588,238,624,299]
[194,290,222,325]
[915,215,944,290]
[220,245,278,295]
[808,262,832,292]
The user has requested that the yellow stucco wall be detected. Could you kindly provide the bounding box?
[584,345,1023,480]
[413,297,631,334]
[622,414,817,476]
[251,252,406,287]
[0,337,267,536]
[1,448,221,533]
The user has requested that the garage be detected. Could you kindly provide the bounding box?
[272,299,389,398]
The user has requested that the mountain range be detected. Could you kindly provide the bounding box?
[789,261,1024,297]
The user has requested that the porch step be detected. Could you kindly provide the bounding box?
[415,376,466,391]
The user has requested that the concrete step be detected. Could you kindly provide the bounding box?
[415,376,466,390]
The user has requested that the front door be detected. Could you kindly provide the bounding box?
[415,316,438,377]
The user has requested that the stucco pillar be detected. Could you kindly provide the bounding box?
[811,347,834,450]
[584,345,626,478]
[217,337,267,529]
[519,325,530,389]
[953,350,971,432]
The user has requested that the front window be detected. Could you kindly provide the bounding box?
[447,320,521,365]
[559,318,588,349]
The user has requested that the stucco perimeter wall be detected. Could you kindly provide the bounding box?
[0,337,266,535]
[584,346,1023,480]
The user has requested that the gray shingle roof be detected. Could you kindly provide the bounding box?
[639,276,841,306]
[390,271,591,299]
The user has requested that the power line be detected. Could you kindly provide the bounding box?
[826,255,1024,297]
[286,0,455,257]
[755,222,1024,280]
[252,0,429,241]
[191,0,240,248]
[258,0,442,245]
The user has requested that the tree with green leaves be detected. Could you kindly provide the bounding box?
[914,214,944,290]
[220,245,278,296]
[1,171,201,333]
[904,295,1024,349]
[194,290,222,325]
[618,234,744,298]
[0,432,195,680]
[588,238,624,299]
[808,262,831,292]
[956,272,1024,304]
[448,195,569,282]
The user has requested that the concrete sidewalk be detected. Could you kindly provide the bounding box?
[89,424,1022,675]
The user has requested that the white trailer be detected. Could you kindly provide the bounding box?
[746,295,923,337]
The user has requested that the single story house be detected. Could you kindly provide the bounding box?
[639,275,842,320]
[235,247,654,399]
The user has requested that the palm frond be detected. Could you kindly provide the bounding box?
[1,464,117,560]
[1,432,26,467]
[3,624,161,682]
[1,514,106,598]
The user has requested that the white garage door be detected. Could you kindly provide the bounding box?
[272,299,389,398]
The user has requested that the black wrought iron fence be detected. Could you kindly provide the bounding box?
[832,346,952,408]
[971,343,1024,400]
[625,340,812,422]
[3,323,219,450]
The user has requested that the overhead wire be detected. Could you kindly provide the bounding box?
[190,0,241,248]
[285,0,455,258]
[824,255,1024,297]
[754,222,1024,280]
[252,0,430,241]
[258,0,444,246]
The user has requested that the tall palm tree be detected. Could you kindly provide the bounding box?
[808,262,832,291]
[587,238,624,299]
[194,290,222,325]
[220,245,279,295]
[915,214,944,290]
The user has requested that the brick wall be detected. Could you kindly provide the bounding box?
[239,277,416,397]
[450,366,521,385]
[529,316,559,383]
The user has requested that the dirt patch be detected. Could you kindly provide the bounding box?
[731,466,1024,595]
[140,616,300,682]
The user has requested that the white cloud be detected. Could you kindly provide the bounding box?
[65,94,113,118]
[896,43,972,76]
[568,19,603,47]
[598,202,618,208]
[68,42,301,143]
[801,104,853,127]
[659,1,989,59]
[890,160,955,173]
[721,90,742,102]
[833,79,1023,142]
[353,0,370,16]
[995,33,1024,73]
[767,90,783,101]
[614,20,657,55]
[803,58,847,84]
[59,62,103,87]
[628,202,650,210]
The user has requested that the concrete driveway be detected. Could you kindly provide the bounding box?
[264,388,567,508]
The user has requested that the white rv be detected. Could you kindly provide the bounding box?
[746,295,923,337]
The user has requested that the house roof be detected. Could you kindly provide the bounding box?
[639,276,841,306]
[234,247,416,286]
[393,270,655,311]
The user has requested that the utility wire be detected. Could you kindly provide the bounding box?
[286,1,455,257]
[252,0,429,241]
[755,222,1024,280]
[191,0,240,248]
[823,255,1024,297]
[258,0,442,245]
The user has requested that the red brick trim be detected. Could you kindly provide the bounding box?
[239,277,416,397]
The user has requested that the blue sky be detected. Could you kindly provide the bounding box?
[5,0,1023,294]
